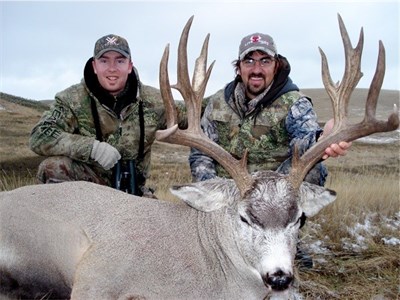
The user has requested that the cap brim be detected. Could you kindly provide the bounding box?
[239,46,276,60]
[94,48,130,59]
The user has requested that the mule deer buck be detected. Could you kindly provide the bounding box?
[0,15,398,300]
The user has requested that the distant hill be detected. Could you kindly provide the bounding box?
[300,88,399,122]
[0,92,49,112]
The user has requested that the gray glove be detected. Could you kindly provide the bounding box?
[90,140,121,170]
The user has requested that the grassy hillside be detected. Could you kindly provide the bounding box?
[0,93,49,174]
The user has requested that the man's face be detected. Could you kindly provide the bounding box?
[92,51,133,96]
[238,51,277,99]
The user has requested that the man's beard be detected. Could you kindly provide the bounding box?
[245,72,268,98]
[246,81,266,98]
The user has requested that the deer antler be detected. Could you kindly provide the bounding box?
[155,16,254,196]
[289,13,399,189]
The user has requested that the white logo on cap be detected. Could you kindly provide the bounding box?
[105,36,119,46]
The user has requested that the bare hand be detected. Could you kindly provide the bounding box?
[320,118,352,160]
[322,141,352,160]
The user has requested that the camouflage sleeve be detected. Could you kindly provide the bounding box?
[188,100,218,182]
[29,94,94,162]
[276,97,328,186]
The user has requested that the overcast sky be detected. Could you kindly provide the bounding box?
[1,1,399,101]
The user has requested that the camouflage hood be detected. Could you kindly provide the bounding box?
[224,55,299,119]
[83,58,139,116]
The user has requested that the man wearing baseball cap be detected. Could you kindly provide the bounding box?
[189,32,351,268]
[29,34,185,197]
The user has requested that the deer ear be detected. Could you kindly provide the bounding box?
[298,182,337,217]
[170,179,238,212]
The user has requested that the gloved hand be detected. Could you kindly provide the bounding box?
[90,140,121,170]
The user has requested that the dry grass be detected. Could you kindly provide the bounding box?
[297,167,399,299]
[0,98,46,161]
[1,90,399,299]
[330,172,398,218]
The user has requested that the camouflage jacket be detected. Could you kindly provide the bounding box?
[189,78,327,186]
[30,59,187,188]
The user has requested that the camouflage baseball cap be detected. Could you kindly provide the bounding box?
[238,33,277,60]
[93,34,131,59]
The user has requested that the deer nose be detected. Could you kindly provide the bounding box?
[263,270,293,291]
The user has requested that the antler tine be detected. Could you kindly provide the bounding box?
[175,16,213,131]
[365,40,385,120]
[363,40,399,130]
[158,43,178,130]
[174,16,193,105]
[338,13,364,108]
[321,14,364,132]
[156,16,254,196]
[289,13,399,189]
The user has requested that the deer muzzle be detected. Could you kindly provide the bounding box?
[263,269,293,291]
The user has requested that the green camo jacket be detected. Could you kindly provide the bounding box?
[189,86,327,185]
[210,89,300,177]
[29,79,185,184]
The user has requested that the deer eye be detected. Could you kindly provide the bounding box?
[240,215,250,225]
